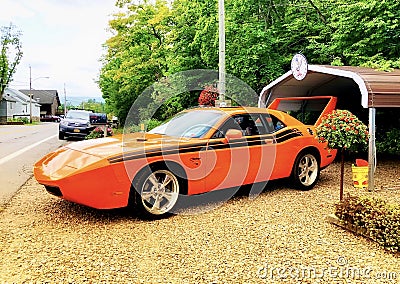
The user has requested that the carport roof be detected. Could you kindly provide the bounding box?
[258,65,400,108]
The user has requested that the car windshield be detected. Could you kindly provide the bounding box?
[66,111,90,120]
[149,110,224,138]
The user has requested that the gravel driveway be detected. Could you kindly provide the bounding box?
[1,159,399,283]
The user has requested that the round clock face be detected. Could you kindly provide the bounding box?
[291,54,308,80]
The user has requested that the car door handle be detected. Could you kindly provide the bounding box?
[264,138,275,144]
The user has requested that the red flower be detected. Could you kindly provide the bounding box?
[198,86,219,106]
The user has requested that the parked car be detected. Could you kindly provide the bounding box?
[59,110,109,139]
[59,110,94,140]
[35,96,337,219]
[40,115,61,122]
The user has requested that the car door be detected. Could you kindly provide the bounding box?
[199,113,276,194]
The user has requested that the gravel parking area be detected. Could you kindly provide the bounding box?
[1,159,399,283]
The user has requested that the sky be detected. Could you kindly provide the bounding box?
[1,0,120,102]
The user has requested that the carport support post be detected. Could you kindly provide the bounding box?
[368,107,376,191]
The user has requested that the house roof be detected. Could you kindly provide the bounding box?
[19,89,61,105]
[3,87,39,105]
[258,65,400,108]
[2,93,17,103]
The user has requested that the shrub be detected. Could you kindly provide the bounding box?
[85,126,113,140]
[126,119,163,133]
[376,129,400,156]
[20,117,29,124]
[146,119,163,131]
[335,194,400,252]
[7,117,29,124]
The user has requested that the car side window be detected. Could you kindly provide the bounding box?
[263,114,286,133]
[212,114,265,138]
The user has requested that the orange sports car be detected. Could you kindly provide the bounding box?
[34,96,337,219]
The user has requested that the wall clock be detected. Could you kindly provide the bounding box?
[291,53,308,81]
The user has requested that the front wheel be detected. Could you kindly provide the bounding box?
[132,168,181,219]
[291,152,320,190]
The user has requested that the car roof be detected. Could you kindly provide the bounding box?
[183,106,302,127]
[68,109,92,113]
[185,106,281,116]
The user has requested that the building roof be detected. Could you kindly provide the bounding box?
[3,87,40,105]
[19,89,60,105]
[2,92,17,103]
[258,65,400,108]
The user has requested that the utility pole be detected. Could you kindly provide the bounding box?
[28,65,49,123]
[218,0,226,103]
[64,83,67,116]
[29,66,32,123]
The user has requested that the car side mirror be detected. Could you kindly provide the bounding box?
[224,129,243,143]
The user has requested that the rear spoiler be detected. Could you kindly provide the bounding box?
[267,96,337,126]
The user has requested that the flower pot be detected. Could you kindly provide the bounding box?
[352,164,368,188]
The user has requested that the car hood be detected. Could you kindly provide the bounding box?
[62,118,89,124]
[35,133,202,181]
[65,133,202,159]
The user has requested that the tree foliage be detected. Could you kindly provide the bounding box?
[0,23,23,101]
[99,0,400,125]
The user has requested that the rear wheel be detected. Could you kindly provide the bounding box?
[291,152,320,190]
[132,167,181,219]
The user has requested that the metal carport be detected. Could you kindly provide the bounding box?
[258,65,400,191]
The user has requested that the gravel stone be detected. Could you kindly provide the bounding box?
[0,159,399,283]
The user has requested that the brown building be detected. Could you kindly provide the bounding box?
[19,89,60,117]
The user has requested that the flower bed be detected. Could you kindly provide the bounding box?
[333,194,400,252]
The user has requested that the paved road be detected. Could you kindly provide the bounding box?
[0,123,66,207]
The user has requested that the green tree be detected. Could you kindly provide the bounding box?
[99,0,172,125]
[79,99,105,113]
[99,0,400,124]
[0,23,23,101]
[327,0,400,69]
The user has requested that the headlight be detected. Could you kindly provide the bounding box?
[60,120,68,126]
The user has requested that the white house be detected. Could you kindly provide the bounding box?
[0,88,41,121]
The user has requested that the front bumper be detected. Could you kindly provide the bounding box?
[34,147,133,209]
[59,125,94,137]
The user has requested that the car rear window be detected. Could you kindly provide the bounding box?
[273,98,330,125]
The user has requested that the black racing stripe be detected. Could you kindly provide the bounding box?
[108,140,221,163]
[108,144,207,163]
[108,130,302,163]
[276,133,302,143]
[275,129,303,143]
[108,140,264,163]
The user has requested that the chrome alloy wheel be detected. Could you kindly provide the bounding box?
[140,169,180,215]
[297,153,319,186]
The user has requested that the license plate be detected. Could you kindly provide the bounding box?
[73,129,80,133]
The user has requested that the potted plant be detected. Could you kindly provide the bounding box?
[316,109,369,200]
[198,85,219,106]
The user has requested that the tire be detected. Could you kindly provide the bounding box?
[132,167,182,219]
[291,151,320,190]
[58,132,65,140]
